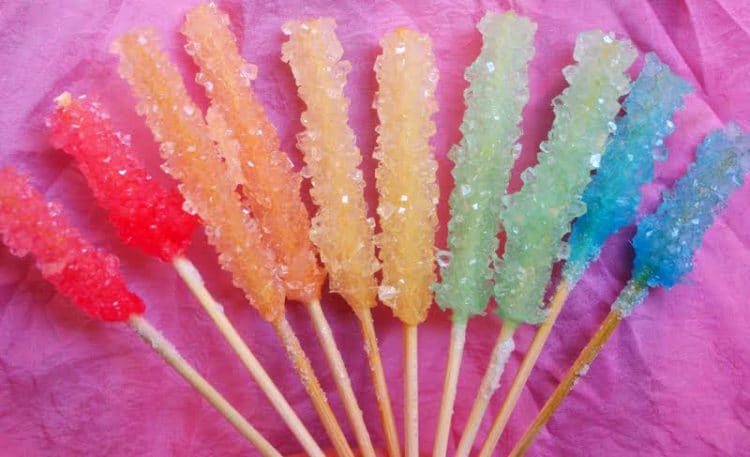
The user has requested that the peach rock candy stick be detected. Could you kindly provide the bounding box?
[110,28,284,322]
[282,17,400,457]
[374,27,439,457]
[181,2,325,305]
[115,26,354,457]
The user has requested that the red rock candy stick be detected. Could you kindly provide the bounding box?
[112,28,352,457]
[48,93,324,457]
[0,167,280,456]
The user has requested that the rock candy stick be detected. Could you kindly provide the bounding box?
[112,28,352,457]
[0,167,280,457]
[477,54,692,457]
[281,17,394,457]
[430,13,536,457]
[111,29,284,321]
[48,94,325,457]
[182,7,361,455]
[181,3,325,304]
[509,124,750,456]
[373,27,439,457]
[455,32,636,457]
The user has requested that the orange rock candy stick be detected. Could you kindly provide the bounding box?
[281,17,399,457]
[181,3,325,305]
[374,28,439,457]
[112,27,352,457]
[182,7,370,457]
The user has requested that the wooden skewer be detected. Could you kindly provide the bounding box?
[356,307,402,457]
[272,315,355,457]
[172,257,325,457]
[454,320,517,457]
[307,300,376,457]
[127,315,282,457]
[403,323,419,457]
[432,319,468,457]
[508,309,623,457]
[477,282,570,457]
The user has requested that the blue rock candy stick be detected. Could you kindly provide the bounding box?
[564,53,692,285]
[434,12,536,322]
[614,123,750,315]
[494,31,636,325]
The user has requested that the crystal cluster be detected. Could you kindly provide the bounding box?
[0,167,145,321]
[494,31,636,325]
[281,18,380,311]
[564,53,692,285]
[613,124,750,315]
[434,12,536,322]
[48,93,198,262]
[374,28,439,326]
[111,29,285,322]
[182,3,325,305]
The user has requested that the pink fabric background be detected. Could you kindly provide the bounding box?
[1,0,748,455]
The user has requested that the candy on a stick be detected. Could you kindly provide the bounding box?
[111,29,284,322]
[455,31,636,457]
[281,17,397,457]
[112,28,352,457]
[477,54,692,457]
[431,12,536,457]
[509,123,750,456]
[373,27,439,457]
[0,167,281,457]
[181,3,325,305]
[564,53,692,285]
[48,93,325,457]
[48,93,197,261]
[181,7,367,456]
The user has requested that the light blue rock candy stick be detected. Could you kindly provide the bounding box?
[564,53,692,286]
[508,124,750,457]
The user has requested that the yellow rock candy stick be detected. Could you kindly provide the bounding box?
[374,27,439,327]
[374,27,439,457]
[282,18,401,457]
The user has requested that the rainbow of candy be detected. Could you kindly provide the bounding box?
[564,53,691,285]
[111,28,285,321]
[434,11,536,322]
[182,3,325,304]
[281,18,380,311]
[494,31,636,325]
[48,93,198,262]
[0,167,144,321]
[374,27,439,326]
[613,123,750,315]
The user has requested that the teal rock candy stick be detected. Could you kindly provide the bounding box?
[564,52,692,286]
[494,31,636,326]
[614,123,750,315]
[432,12,536,457]
[434,11,536,321]
[455,31,636,457]
[507,123,750,457]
